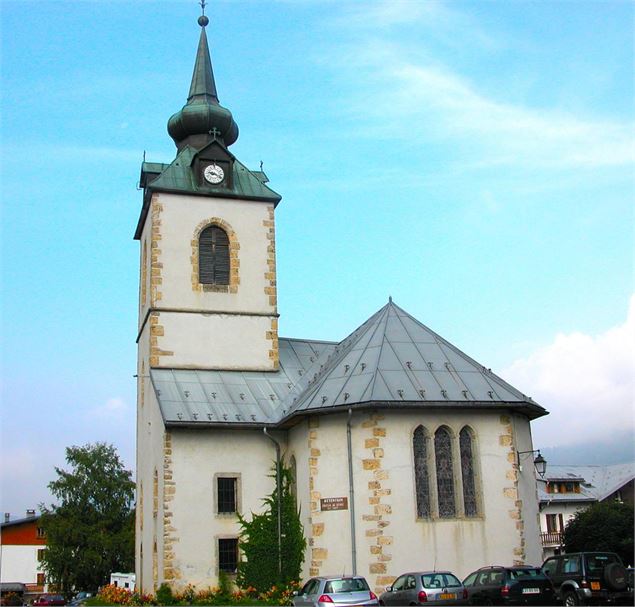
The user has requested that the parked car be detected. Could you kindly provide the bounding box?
[462,566,555,605]
[541,551,630,605]
[293,575,379,606]
[32,595,66,606]
[379,570,468,605]
[68,592,93,606]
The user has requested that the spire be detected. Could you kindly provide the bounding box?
[188,18,218,103]
[167,8,239,151]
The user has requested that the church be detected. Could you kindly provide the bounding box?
[134,12,548,595]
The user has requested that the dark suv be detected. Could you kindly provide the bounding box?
[541,552,630,605]
[462,566,555,605]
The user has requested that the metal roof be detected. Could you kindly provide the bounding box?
[538,463,635,502]
[151,300,547,428]
[141,148,281,203]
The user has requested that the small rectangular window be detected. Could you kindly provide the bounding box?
[37,548,45,561]
[217,477,237,514]
[36,527,45,538]
[37,573,45,586]
[218,538,238,573]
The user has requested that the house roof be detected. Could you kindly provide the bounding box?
[151,300,547,428]
[1,513,40,528]
[538,462,635,502]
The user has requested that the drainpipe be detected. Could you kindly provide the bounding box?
[347,408,357,575]
[263,427,282,578]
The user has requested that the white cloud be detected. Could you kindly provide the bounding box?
[502,295,635,448]
[87,396,130,422]
[323,2,634,170]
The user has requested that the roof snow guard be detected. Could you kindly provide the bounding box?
[151,300,548,427]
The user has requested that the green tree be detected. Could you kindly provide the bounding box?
[563,500,634,566]
[237,462,306,592]
[39,443,135,593]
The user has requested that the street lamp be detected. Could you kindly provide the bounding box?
[517,449,547,477]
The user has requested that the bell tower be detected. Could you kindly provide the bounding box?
[134,11,282,373]
[134,8,282,592]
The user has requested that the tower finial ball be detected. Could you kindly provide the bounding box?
[198,15,209,27]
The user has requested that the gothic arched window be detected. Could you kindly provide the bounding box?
[413,425,431,518]
[199,225,230,285]
[434,426,456,517]
[460,426,478,516]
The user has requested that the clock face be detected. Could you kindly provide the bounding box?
[203,163,225,184]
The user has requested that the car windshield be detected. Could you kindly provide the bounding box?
[324,578,369,593]
[586,554,620,575]
[508,569,544,580]
[421,573,462,588]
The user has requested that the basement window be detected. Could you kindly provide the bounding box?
[218,538,238,574]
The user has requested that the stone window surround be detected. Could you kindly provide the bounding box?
[213,472,242,517]
[191,218,239,294]
[411,423,483,521]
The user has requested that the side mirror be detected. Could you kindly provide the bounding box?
[386,586,393,592]
[292,590,299,596]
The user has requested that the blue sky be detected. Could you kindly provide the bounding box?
[1,0,633,515]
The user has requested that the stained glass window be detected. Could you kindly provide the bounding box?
[460,427,478,516]
[413,425,431,518]
[435,427,455,517]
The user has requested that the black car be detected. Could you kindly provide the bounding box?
[541,552,630,605]
[463,566,555,605]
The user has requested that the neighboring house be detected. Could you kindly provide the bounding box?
[134,13,549,595]
[110,572,136,591]
[538,463,635,560]
[0,512,47,595]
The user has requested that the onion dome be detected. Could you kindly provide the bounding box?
[167,16,239,151]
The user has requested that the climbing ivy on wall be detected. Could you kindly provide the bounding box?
[237,462,306,592]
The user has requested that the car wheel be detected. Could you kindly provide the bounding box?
[563,591,581,606]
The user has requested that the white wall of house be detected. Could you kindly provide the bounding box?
[0,545,42,584]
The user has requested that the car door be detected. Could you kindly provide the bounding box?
[462,572,478,604]
[383,575,407,605]
[294,579,319,606]
[474,570,494,605]
[402,574,417,604]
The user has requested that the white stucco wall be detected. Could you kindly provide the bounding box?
[158,313,273,370]
[0,545,42,584]
[164,429,279,590]
[155,193,274,314]
[136,317,168,594]
[288,408,541,589]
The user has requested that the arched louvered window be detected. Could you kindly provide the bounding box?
[434,427,456,517]
[199,225,229,285]
[460,427,478,517]
[413,425,431,518]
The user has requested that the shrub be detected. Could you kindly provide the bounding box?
[155,583,173,606]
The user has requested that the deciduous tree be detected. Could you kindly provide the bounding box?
[39,443,135,593]
[563,499,634,566]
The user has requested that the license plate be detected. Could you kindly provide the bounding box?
[522,588,540,594]
[591,582,601,590]
[440,593,456,600]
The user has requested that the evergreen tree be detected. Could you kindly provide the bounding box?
[563,499,634,566]
[39,443,135,593]
[237,462,306,592]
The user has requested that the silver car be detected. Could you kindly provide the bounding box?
[379,571,468,606]
[293,575,380,607]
